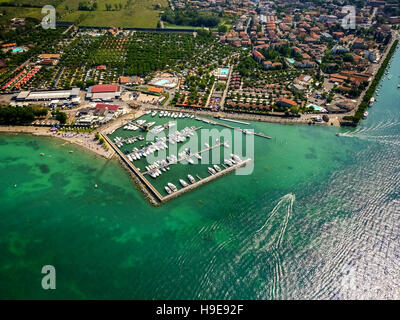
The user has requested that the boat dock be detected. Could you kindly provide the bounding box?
[197,117,271,139]
[219,118,250,125]
[101,133,164,202]
[102,132,252,204]
[115,133,144,145]
[142,142,225,175]
[162,158,252,202]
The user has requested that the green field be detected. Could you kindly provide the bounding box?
[0,7,43,25]
[0,0,168,28]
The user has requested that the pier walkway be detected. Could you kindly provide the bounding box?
[196,117,271,139]
[162,158,252,202]
[103,132,252,204]
[101,133,164,202]
[219,118,250,125]
[142,142,225,175]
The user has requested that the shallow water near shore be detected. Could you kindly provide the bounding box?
[1,47,400,300]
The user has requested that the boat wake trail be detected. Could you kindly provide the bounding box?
[235,193,295,298]
[338,117,400,148]
[340,133,400,148]
[253,193,295,251]
[339,120,400,137]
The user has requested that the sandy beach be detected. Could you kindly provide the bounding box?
[0,125,115,159]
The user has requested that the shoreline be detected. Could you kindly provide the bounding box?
[352,38,399,122]
[0,125,115,159]
[143,106,342,127]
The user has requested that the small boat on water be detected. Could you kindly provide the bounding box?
[231,154,241,162]
[369,97,375,106]
[208,167,216,175]
[214,164,222,172]
[363,111,369,119]
[180,179,188,187]
[243,129,253,135]
[188,175,196,184]
[224,159,233,167]
[165,186,172,195]
[168,183,177,192]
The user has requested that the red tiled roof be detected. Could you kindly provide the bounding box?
[91,84,120,93]
[147,87,163,93]
[252,50,265,60]
[277,98,297,106]
[2,42,16,48]
[95,104,119,111]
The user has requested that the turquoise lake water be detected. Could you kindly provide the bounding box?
[1,45,400,300]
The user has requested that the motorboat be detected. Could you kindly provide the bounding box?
[165,186,172,194]
[167,183,177,192]
[188,175,196,184]
[214,164,222,172]
[231,154,241,162]
[180,179,188,187]
[224,159,233,167]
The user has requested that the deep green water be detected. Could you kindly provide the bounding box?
[1,47,400,300]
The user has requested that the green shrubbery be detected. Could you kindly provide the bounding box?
[350,40,399,123]
[0,106,48,125]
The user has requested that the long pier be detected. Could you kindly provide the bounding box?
[115,133,145,146]
[142,142,225,175]
[101,133,164,202]
[196,117,271,139]
[134,126,203,154]
[219,118,250,125]
[103,132,252,204]
[162,158,252,202]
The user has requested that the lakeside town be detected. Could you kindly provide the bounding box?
[0,0,399,203]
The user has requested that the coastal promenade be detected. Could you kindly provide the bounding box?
[147,105,340,127]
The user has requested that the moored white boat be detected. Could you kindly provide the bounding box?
[188,175,196,184]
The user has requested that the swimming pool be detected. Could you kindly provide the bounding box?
[154,79,169,86]
[12,48,25,53]
[307,104,326,112]
[220,68,229,75]
[287,58,295,64]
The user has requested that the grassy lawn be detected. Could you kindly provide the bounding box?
[0,0,62,7]
[59,0,168,28]
[0,7,44,25]
[0,0,168,28]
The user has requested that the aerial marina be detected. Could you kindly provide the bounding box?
[104,110,257,204]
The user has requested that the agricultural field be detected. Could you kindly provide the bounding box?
[0,7,43,25]
[0,0,168,28]
[58,0,168,28]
